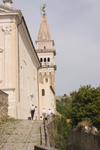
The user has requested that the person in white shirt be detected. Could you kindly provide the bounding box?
[47,109,52,116]
[30,104,35,120]
[42,108,46,120]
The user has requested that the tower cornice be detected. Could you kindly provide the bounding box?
[36,49,56,56]
[36,40,55,46]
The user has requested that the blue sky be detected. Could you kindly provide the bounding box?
[1,0,100,96]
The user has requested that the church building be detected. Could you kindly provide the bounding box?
[0,0,57,119]
[0,0,41,119]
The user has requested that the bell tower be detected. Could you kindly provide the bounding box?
[36,6,57,118]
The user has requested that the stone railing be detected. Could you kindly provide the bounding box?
[35,113,59,150]
[67,125,100,150]
[0,90,8,122]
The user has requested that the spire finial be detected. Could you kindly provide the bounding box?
[3,0,13,7]
[42,4,46,15]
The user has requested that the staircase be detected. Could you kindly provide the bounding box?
[0,120,42,150]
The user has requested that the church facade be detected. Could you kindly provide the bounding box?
[0,0,57,119]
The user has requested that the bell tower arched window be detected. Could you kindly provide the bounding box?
[40,58,43,62]
[47,58,50,62]
[44,58,46,62]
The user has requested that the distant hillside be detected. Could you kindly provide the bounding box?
[56,97,72,117]
[56,96,68,101]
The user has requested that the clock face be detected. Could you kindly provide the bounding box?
[45,78,48,82]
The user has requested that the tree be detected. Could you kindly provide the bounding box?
[54,116,72,150]
[63,94,67,97]
[56,98,72,117]
[67,85,100,129]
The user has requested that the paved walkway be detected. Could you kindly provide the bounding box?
[0,120,42,150]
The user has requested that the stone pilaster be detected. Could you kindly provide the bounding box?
[2,26,12,86]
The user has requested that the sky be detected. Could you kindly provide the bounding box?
[0,0,100,96]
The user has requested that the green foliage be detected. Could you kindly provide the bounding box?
[67,85,100,129]
[54,116,72,150]
[56,97,72,117]
[55,133,63,150]
[0,116,19,125]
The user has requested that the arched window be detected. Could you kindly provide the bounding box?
[42,89,45,96]
[40,58,43,62]
[44,58,46,62]
[47,58,50,62]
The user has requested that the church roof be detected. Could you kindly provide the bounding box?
[0,4,22,16]
[37,14,52,41]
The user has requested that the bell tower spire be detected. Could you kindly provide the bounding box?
[36,7,57,119]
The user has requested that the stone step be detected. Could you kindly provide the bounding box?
[0,120,43,150]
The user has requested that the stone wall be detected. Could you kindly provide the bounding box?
[67,126,100,150]
[0,90,8,121]
[40,114,59,149]
[34,145,58,150]
[47,117,57,148]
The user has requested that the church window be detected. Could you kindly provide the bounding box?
[40,58,43,62]
[44,58,46,62]
[44,46,46,49]
[42,89,45,96]
[45,78,48,82]
[47,58,50,62]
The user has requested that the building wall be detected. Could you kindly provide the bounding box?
[50,88,55,113]
[37,41,53,49]
[17,21,39,119]
[0,19,17,118]
[0,11,40,119]
[0,90,8,120]
[39,70,55,118]
[39,76,51,117]
[67,126,100,150]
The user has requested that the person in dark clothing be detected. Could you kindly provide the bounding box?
[30,104,35,120]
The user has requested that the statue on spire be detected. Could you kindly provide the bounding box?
[3,0,13,4]
[3,0,13,7]
[42,4,46,15]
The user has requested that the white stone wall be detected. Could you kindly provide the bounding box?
[17,21,39,119]
[50,88,55,113]
[39,69,56,118]
[39,77,51,118]
[0,19,17,118]
[0,8,40,119]
[37,41,53,49]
